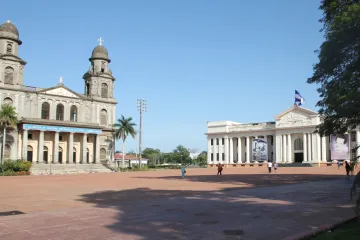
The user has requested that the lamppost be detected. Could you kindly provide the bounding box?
[137,99,147,168]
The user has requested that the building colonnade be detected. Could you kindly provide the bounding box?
[207,131,360,164]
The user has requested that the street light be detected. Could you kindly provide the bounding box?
[137,99,147,168]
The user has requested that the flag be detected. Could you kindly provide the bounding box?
[294,90,305,106]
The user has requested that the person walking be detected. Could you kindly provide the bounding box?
[337,161,341,170]
[181,166,186,179]
[217,164,223,175]
[274,162,278,173]
[268,161,272,173]
[345,161,351,180]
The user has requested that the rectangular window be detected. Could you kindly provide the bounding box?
[352,148,356,160]
[271,136,274,145]
[216,138,219,145]
[28,134,33,139]
[216,153,219,160]
[351,132,356,141]
[211,139,213,145]
[59,135,63,141]
[222,153,225,160]
[222,138,224,145]
[211,153,213,161]
[245,140,246,146]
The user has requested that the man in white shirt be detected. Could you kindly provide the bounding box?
[268,161,273,173]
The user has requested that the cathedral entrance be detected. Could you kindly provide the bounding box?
[294,153,303,163]
[73,147,76,163]
[43,146,48,163]
[58,147,63,163]
[27,145,33,162]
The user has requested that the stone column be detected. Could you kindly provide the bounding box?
[22,130,28,160]
[307,133,312,162]
[54,131,59,163]
[238,137,242,163]
[95,134,100,163]
[321,136,327,162]
[224,137,229,164]
[229,137,233,164]
[287,134,292,163]
[38,131,44,163]
[303,133,307,162]
[317,133,321,163]
[82,133,88,163]
[68,132,74,164]
[212,138,216,163]
[275,135,282,163]
[246,136,250,163]
[357,131,360,160]
[219,138,222,163]
[283,135,287,163]
[272,135,276,162]
[207,138,211,164]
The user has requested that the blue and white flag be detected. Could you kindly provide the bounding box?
[294,90,305,106]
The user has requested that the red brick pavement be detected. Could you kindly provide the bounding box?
[0,167,356,239]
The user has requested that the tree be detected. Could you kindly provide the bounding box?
[194,151,207,166]
[308,1,360,137]
[127,150,136,155]
[113,115,136,168]
[0,104,17,173]
[172,145,192,164]
[142,148,161,159]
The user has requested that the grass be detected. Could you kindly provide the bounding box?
[308,219,360,240]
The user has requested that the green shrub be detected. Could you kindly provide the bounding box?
[0,160,32,173]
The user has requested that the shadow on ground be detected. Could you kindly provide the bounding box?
[133,173,345,187]
[77,174,353,239]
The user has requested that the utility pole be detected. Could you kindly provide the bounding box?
[137,99,147,168]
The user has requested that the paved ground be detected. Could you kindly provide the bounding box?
[0,167,356,240]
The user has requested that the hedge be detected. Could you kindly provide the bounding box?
[0,160,32,176]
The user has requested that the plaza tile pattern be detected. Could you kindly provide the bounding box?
[0,167,356,239]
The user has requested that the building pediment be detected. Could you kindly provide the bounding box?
[38,85,82,99]
[275,106,318,128]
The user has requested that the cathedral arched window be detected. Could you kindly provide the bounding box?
[4,67,14,84]
[56,104,64,121]
[6,44,12,54]
[101,83,108,98]
[41,102,50,119]
[70,105,78,122]
[4,144,11,159]
[3,97,13,106]
[85,83,90,95]
[101,62,106,73]
[100,109,107,126]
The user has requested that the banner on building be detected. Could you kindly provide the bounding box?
[330,134,350,160]
[252,138,268,161]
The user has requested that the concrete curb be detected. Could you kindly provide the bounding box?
[281,216,358,240]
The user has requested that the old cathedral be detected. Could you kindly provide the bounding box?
[0,20,117,173]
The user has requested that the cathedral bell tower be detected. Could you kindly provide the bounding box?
[83,37,115,99]
[0,20,26,87]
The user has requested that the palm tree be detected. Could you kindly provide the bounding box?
[0,104,18,172]
[113,115,137,168]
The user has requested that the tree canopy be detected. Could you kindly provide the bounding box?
[307,0,360,136]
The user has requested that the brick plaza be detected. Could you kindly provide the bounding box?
[0,166,356,239]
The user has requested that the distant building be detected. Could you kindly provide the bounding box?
[114,153,148,167]
[206,105,360,166]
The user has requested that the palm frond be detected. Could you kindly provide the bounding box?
[0,104,18,127]
[113,115,137,142]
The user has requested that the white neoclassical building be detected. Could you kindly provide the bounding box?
[206,105,360,166]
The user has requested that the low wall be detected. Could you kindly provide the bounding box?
[207,162,360,168]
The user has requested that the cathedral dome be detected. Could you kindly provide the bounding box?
[90,45,110,62]
[0,20,21,44]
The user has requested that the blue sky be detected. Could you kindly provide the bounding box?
[4,0,323,153]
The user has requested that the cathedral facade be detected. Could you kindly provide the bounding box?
[0,20,117,165]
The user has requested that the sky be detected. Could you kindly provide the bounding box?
[3,0,324,153]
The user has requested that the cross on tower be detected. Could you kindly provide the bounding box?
[98,37,104,46]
